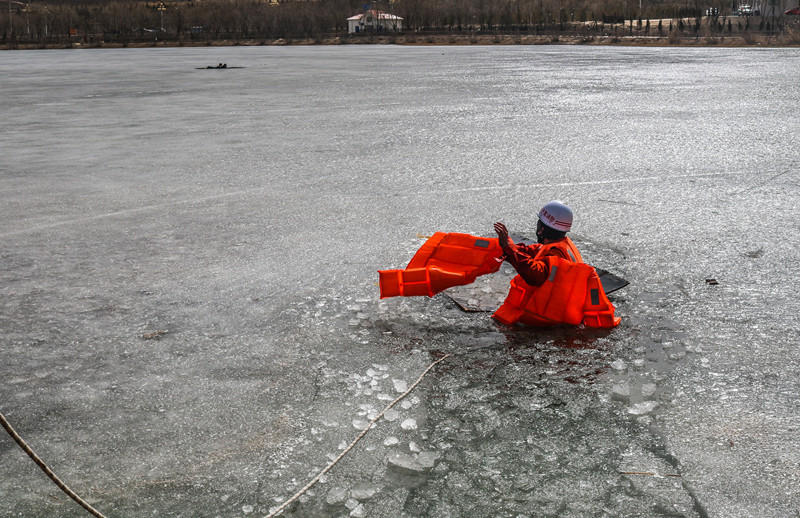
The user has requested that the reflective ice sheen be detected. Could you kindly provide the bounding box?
[1,46,799,518]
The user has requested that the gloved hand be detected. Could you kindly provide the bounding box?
[493,222,511,250]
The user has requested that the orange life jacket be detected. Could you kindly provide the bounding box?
[379,232,503,298]
[492,238,620,328]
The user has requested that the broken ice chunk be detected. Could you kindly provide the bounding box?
[350,485,377,500]
[326,487,348,505]
[387,452,426,473]
[641,383,657,397]
[401,418,418,430]
[384,436,400,446]
[415,451,440,470]
[611,359,627,371]
[611,383,631,401]
[392,379,408,393]
[627,401,658,415]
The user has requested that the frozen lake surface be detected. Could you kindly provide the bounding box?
[1,45,799,517]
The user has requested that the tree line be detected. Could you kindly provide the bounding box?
[1,0,796,43]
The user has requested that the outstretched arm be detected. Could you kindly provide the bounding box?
[494,222,549,287]
[493,222,512,252]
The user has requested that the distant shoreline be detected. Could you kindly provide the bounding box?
[4,31,800,50]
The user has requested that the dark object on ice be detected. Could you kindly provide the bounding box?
[196,63,244,69]
[142,329,168,340]
[705,278,719,285]
[596,267,629,294]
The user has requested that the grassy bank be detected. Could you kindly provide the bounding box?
[5,30,800,50]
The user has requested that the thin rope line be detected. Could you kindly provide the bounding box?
[265,353,451,518]
[0,412,109,518]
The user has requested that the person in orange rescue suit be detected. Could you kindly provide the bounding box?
[490,200,619,328]
[493,200,579,286]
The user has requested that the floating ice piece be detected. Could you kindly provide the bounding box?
[384,409,399,422]
[352,419,369,429]
[401,418,417,430]
[416,451,441,470]
[401,400,413,409]
[372,364,389,371]
[633,359,645,368]
[387,452,426,473]
[350,485,377,500]
[611,383,631,401]
[409,441,421,453]
[345,498,359,510]
[384,436,400,446]
[611,359,627,371]
[350,503,366,517]
[347,305,362,312]
[366,368,378,378]
[241,504,254,514]
[393,379,408,393]
[338,441,348,450]
[641,383,657,397]
[627,401,658,415]
[376,393,393,401]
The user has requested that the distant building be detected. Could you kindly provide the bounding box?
[347,10,403,33]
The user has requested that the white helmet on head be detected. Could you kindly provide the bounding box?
[538,200,573,232]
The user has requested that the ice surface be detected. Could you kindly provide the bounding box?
[1,46,799,518]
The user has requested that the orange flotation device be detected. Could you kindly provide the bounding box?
[492,253,620,329]
[379,232,504,298]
